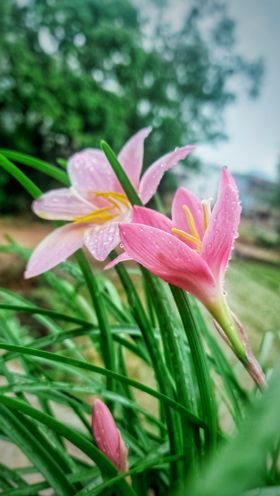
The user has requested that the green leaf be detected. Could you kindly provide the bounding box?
[188,369,280,496]
[0,396,136,496]
[0,149,69,185]
[100,141,142,206]
[0,405,76,495]
[0,342,204,426]
[0,153,42,199]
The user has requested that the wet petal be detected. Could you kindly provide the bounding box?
[25,223,86,278]
[68,149,119,194]
[105,252,133,270]
[118,127,152,187]
[84,222,121,261]
[139,145,194,204]
[132,206,172,232]
[32,188,93,221]
[120,223,216,303]
[92,399,128,472]
[201,167,241,285]
[172,187,205,241]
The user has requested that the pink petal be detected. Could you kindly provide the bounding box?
[32,188,93,221]
[120,223,217,303]
[133,206,172,232]
[92,399,127,472]
[105,252,133,270]
[172,187,205,240]
[25,223,86,278]
[139,145,195,205]
[68,149,119,194]
[201,167,241,285]
[118,127,152,187]
[84,222,121,261]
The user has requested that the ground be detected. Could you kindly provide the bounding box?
[0,216,279,359]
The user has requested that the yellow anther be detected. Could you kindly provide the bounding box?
[74,191,130,225]
[74,206,117,224]
[201,201,209,230]
[183,205,200,240]
[95,191,130,208]
[172,228,202,249]
[201,199,211,231]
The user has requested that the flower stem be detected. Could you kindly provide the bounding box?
[76,250,116,397]
[100,141,142,206]
[171,286,218,453]
[111,256,187,489]
[208,295,266,388]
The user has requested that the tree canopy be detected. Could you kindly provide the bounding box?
[0,0,263,209]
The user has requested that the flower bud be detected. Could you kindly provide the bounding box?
[92,399,128,472]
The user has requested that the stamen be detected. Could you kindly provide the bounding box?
[95,191,130,208]
[172,228,202,248]
[183,205,200,240]
[201,199,211,230]
[74,206,117,224]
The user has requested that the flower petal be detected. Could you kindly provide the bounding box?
[201,167,241,285]
[68,149,119,194]
[32,188,93,221]
[92,399,127,472]
[84,222,121,261]
[139,145,195,205]
[105,252,132,270]
[172,187,205,239]
[133,206,172,232]
[118,127,152,187]
[25,223,86,278]
[120,223,217,303]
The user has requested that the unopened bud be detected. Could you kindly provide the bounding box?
[92,399,128,472]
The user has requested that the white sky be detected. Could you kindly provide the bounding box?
[198,0,280,180]
[162,0,280,181]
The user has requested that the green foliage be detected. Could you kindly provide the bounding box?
[0,0,263,209]
[0,148,279,495]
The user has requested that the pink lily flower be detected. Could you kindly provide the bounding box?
[110,167,265,386]
[92,399,128,472]
[25,128,194,278]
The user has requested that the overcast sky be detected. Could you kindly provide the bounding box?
[163,0,280,181]
[197,0,280,181]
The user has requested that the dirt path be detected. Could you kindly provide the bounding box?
[0,217,52,248]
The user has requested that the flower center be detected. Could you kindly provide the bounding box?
[171,200,211,251]
[74,191,130,224]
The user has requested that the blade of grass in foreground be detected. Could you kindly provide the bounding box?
[0,153,41,199]
[0,396,136,496]
[0,149,69,185]
[76,251,116,397]
[171,286,218,452]
[0,342,204,426]
[0,405,76,496]
[188,368,280,496]
[110,256,187,491]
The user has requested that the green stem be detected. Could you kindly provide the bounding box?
[144,273,198,479]
[0,153,41,199]
[76,251,116,396]
[207,295,247,362]
[100,141,142,206]
[0,149,69,185]
[111,257,186,488]
[171,287,218,453]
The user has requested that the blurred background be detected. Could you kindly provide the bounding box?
[0,0,279,352]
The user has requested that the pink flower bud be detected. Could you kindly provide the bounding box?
[92,399,128,472]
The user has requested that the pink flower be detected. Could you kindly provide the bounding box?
[110,168,265,385]
[92,399,128,472]
[25,128,194,278]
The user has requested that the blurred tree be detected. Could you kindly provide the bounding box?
[0,0,263,210]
